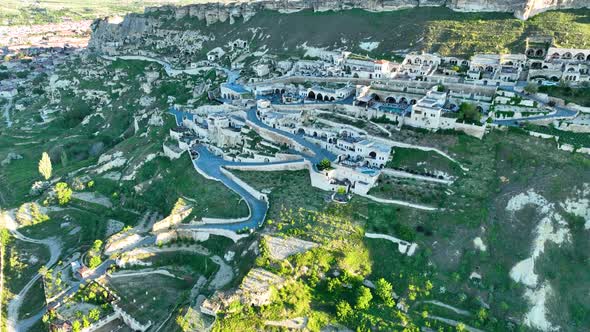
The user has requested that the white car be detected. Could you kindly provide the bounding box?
[541,81,559,87]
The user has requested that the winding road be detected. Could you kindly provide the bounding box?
[1,212,62,332]
[493,90,578,126]
[170,104,342,231]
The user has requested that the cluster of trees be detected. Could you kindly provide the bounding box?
[87,239,103,269]
[327,271,423,331]
[39,266,64,298]
[458,102,482,124]
[68,307,102,332]
[176,307,201,332]
[55,182,73,205]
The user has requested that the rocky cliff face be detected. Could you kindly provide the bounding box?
[137,0,589,24]
[87,0,589,60]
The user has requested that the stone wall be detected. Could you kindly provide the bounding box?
[246,119,316,156]
[81,312,120,332]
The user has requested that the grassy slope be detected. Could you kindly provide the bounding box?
[152,8,590,59]
[0,55,250,326]
[539,85,590,107]
[231,127,590,331]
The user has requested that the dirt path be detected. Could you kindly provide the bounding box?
[208,255,233,290]
[360,192,438,211]
[421,300,470,316]
[1,211,62,332]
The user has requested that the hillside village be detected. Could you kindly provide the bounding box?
[0,3,589,332]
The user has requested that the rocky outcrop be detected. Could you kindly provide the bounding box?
[139,0,588,23]
[514,0,590,20]
[87,0,590,58]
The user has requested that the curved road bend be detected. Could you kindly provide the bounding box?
[181,145,304,231]
[244,108,337,165]
[170,107,340,231]
[493,90,578,127]
[1,212,62,332]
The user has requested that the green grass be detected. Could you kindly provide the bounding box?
[3,238,50,295]
[538,85,590,107]
[18,279,46,321]
[386,147,463,178]
[230,127,590,331]
[108,274,192,325]
[369,175,449,207]
[524,123,590,149]
[134,8,590,59]
[110,154,249,220]
[128,251,219,278]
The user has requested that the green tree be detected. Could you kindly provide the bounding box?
[38,152,52,180]
[55,182,72,205]
[355,286,373,310]
[92,239,103,252]
[82,316,90,328]
[39,265,49,277]
[458,102,481,123]
[456,322,466,332]
[375,278,395,307]
[336,300,353,320]
[476,308,488,322]
[89,256,102,269]
[72,320,81,332]
[317,158,331,171]
[88,308,100,321]
[0,228,10,246]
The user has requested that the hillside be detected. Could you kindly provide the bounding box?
[90,7,590,60]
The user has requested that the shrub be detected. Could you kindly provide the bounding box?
[55,182,72,205]
[317,158,332,171]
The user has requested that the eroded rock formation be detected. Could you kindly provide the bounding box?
[88,0,589,58]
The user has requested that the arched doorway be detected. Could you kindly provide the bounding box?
[385,97,396,104]
[369,151,377,159]
[308,91,315,99]
[317,93,323,101]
